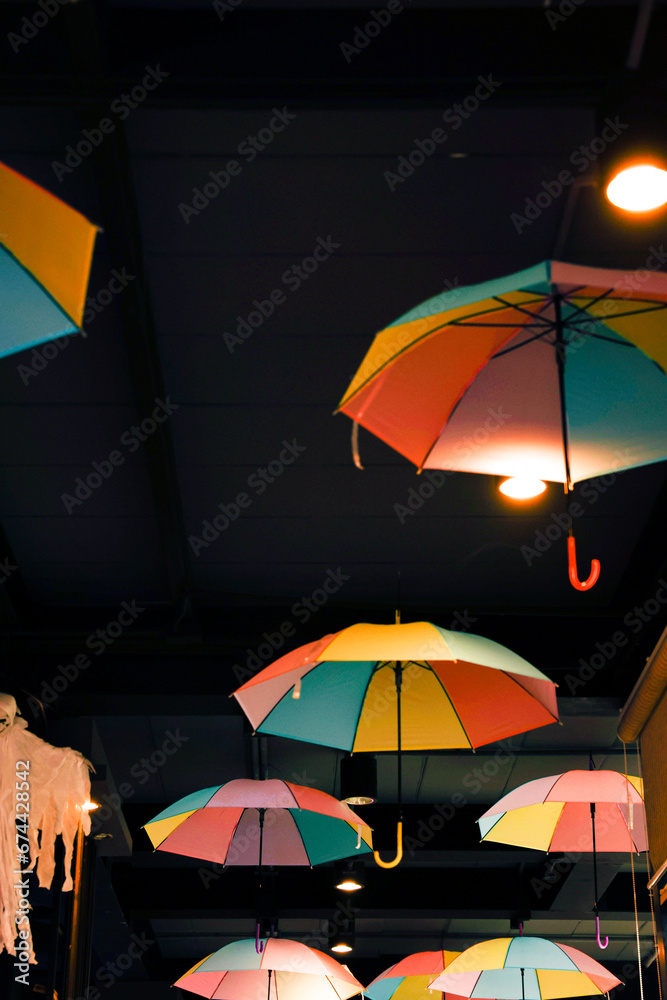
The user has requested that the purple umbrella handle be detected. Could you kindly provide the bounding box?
[255,922,264,954]
[595,914,609,950]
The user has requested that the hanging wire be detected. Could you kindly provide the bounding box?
[634,738,663,1000]
[624,740,645,1000]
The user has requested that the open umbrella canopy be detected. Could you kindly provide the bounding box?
[232,621,558,751]
[478,770,646,852]
[0,161,98,359]
[364,949,463,1000]
[430,936,622,998]
[144,777,373,865]
[338,260,667,486]
[174,936,364,1000]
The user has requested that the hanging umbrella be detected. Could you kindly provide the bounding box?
[430,936,622,998]
[144,777,373,866]
[232,618,558,867]
[364,949,465,1000]
[174,936,364,1000]
[477,768,645,949]
[0,161,98,359]
[144,778,372,953]
[337,260,667,590]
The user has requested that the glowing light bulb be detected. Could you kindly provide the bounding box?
[331,943,352,953]
[499,478,547,500]
[606,164,667,212]
[335,879,362,892]
[81,800,99,812]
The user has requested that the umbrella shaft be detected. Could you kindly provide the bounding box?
[554,295,573,492]
[591,802,600,911]
[521,967,525,1000]
[395,664,402,819]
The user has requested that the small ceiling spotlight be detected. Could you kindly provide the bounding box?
[340,755,377,805]
[335,861,364,892]
[606,163,667,212]
[81,800,99,812]
[329,917,355,954]
[499,478,547,500]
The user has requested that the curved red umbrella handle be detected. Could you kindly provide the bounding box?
[568,535,600,591]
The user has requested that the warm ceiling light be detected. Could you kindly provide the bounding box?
[336,878,362,892]
[499,478,547,500]
[82,800,99,811]
[335,861,364,892]
[606,164,667,212]
[331,942,353,953]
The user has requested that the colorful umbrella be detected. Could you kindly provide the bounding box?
[430,936,622,998]
[144,777,373,866]
[477,769,645,948]
[233,619,558,866]
[364,949,463,1000]
[337,260,667,589]
[0,162,98,359]
[174,936,364,1000]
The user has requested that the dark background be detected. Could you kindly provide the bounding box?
[1,0,666,996]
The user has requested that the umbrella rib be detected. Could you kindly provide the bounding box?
[350,662,383,753]
[427,665,473,750]
[492,295,554,325]
[560,286,615,322]
[491,329,555,356]
[0,242,82,333]
[337,297,546,409]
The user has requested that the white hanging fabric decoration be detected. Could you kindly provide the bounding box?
[0,693,93,963]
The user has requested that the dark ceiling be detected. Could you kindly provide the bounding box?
[1,1,667,998]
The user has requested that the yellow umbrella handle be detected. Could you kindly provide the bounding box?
[373,821,403,868]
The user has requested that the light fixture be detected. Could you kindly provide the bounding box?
[606,163,667,212]
[335,861,364,892]
[340,754,377,805]
[329,917,354,953]
[498,478,547,500]
[81,800,99,812]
